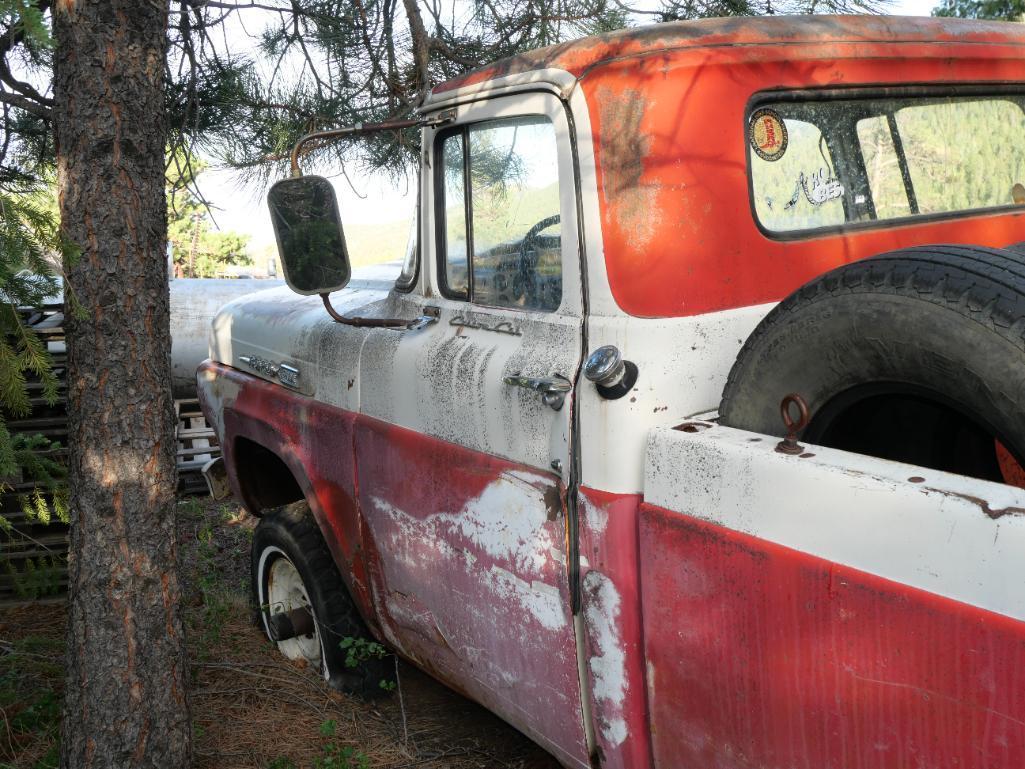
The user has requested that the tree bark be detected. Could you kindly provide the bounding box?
[53,2,191,767]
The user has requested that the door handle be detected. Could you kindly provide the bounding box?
[406,306,440,331]
[504,374,572,411]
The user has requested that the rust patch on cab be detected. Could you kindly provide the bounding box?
[594,84,660,251]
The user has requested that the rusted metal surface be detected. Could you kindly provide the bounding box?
[199,17,1025,767]
[289,118,425,177]
[201,457,231,500]
[427,18,1025,319]
[319,292,410,327]
[638,424,1025,763]
[581,40,1025,317]
[432,16,1025,96]
[267,606,316,641]
[197,361,375,626]
[775,393,809,455]
[353,417,588,767]
[644,424,1025,621]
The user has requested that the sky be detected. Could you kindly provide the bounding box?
[195,0,943,261]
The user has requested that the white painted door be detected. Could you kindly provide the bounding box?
[355,92,590,768]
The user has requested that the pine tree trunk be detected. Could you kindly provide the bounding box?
[53,2,191,767]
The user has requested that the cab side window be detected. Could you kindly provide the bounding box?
[438,116,562,312]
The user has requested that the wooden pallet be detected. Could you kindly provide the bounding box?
[0,401,218,607]
[176,398,221,496]
[0,304,221,606]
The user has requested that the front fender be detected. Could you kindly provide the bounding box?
[196,359,378,632]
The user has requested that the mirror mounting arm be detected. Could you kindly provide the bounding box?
[320,294,439,331]
[290,110,457,177]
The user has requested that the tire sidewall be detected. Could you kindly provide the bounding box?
[722,291,1025,463]
[251,514,346,683]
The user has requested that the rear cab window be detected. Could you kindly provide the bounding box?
[748,92,1025,236]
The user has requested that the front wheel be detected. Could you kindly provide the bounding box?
[251,500,394,696]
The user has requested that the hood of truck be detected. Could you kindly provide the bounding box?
[207,263,402,405]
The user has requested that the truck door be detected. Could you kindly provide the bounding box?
[355,92,589,769]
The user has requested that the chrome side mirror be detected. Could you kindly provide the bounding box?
[268,175,351,296]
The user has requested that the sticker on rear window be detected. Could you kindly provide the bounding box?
[750,108,788,162]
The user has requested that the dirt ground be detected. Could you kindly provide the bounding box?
[0,496,563,769]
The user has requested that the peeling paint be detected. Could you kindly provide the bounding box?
[193,23,1025,768]
[484,566,566,631]
[429,16,1025,98]
[583,570,628,747]
[924,487,1025,520]
[646,423,1025,625]
[370,470,567,628]
[195,365,240,439]
[351,419,587,766]
[639,503,1025,768]
[580,494,608,536]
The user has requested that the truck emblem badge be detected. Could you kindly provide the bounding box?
[238,355,301,390]
[749,107,788,162]
[450,312,523,336]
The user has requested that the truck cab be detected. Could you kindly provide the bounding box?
[199,15,1025,768]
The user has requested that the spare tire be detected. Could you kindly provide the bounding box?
[719,245,1025,485]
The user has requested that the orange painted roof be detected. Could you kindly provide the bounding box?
[431,15,1025,94]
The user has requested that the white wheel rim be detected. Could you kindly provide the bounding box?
[263,551,323,670]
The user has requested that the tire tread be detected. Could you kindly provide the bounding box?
[252,501,393,698]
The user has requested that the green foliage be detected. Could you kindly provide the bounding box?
[166,151,253,278]
[1,435,68,602]
[0,631,62,765]
[178,496,204,520]
[4,553,63,600]
[0,0,50,48]
[340,636,396,693]
[268,722,371,769]
[339,636,389,670]
[0,174,70,602]
[933,0,1025,18]
[312,720,371,769]
[657,0,889,21]
[191,519,233,654]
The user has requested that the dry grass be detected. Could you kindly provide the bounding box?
[0,496,561,769]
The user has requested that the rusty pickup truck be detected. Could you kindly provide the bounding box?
[198,15,1025,768]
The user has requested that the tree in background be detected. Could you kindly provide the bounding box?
[654,0,885,20]
[0,4,68,602]
[932,0,1024,19]
[0,2,62,457]
[166,155,252,278]
[167,0,887,184]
